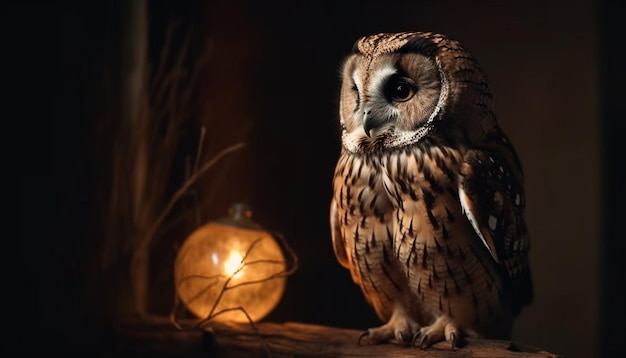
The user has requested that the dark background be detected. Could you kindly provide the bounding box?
[3,1,623,357]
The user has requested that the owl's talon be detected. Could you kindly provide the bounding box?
[396,331,411,347]
[410,330,423,347]
[357,330,370,346]
[419,333,430,350]
[449,332,457,350]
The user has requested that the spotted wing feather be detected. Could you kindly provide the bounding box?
[458,136,533,315]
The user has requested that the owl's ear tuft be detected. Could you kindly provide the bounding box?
[399,36,437,57]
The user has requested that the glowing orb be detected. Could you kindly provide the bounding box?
[174,205,286,323]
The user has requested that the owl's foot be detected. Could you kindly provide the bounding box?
[358,307,420,346]
[411,315,459,350]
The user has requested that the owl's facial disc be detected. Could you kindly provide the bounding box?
[340,52,444,153]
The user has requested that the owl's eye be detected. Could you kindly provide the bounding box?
[384,76,416,102]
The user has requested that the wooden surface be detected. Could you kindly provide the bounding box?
[115,318,563,357]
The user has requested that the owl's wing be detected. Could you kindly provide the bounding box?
[458,144,533,315]
[330,199,350,269]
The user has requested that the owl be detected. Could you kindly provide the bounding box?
[330,32,533,349]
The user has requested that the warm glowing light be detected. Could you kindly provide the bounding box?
[174,204,287,323]
[224,251,244,278]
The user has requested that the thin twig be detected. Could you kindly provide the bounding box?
[194,126,207,175]
[202,237,266,321]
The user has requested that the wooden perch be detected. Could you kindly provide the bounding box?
[114,318,562,357]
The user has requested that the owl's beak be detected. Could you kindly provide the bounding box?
[363,109,385,138]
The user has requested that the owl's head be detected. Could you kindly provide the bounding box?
[338,32,497,153]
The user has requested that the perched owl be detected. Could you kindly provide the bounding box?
[330,32,533,349]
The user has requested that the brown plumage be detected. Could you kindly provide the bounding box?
[330,32,532,349]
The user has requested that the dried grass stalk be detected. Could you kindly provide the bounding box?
[93,5,245,319]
